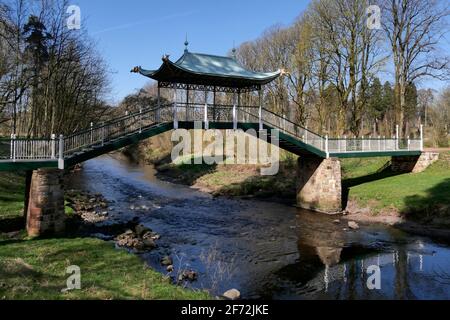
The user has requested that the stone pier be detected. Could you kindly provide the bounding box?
[391,152,439,173]
[296,156,342,214]
[26,168,66,237]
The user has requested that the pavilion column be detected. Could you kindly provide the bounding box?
[156,85,161,122]
[213,87,216,122]
[233,91,238,130]
[186,88,189,121]
[204,90,209,129]
[173,84,178,129]
[238,90,243,122]
[259,88,263,130]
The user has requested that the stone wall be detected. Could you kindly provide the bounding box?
[296,156,342,214]
[391,152,440,173]
[26,168,65,237]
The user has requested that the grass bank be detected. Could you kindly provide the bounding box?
[0,171,210,300]
[0,237,209,300]
[346,152,450,223]
[156,152,298,202]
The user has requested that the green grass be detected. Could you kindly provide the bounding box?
[65,201,75,216]
[0,237,210,300]
[0,172,75,221]
[0,172,25,221]
[0,172,211,300]
[346,153,450,217]
[341,157,391,180]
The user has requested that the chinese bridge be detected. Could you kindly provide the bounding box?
[0,45,434,237]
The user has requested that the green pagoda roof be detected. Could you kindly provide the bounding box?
[132,51,281,90]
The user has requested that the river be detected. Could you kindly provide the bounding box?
[69,155,450,300]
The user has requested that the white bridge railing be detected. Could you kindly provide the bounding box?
[0,102,423,165]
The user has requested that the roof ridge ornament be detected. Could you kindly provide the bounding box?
[280,68,289,76]
[184,34,189,53]
[130,66,141,73]
[231,41,236,59]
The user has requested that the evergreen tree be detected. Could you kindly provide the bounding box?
[368,78,384,120]
[366,78,385,134]
[405,82,418,134]
[23,15,50,71]
[22,15,50,136]
[382,81,394,113]
[381,81,394,134]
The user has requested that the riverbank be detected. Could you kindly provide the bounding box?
[145,142,450,232]
[156,154,298,203]
[0,172,210,300]
[344,152,450,222]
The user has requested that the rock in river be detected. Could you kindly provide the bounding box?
[161,256,173,266]
[135,224,151,237]
[178,270,197,282]
[115,228,157,251]
[223,289,241,300]
[142,238,156,249]
[348,221,360,230]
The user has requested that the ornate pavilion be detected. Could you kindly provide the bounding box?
[131,41,282,129]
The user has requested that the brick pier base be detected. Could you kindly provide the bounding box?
[296,156,342,214]
[26,168,66,237]
[391,152,439,173]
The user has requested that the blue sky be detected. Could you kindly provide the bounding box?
[74,0,310,103]
[73,0,448,103]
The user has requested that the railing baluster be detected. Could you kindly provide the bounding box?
[59,135,64,169]
[51,134,56,159]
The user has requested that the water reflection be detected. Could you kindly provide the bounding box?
[277,211,447,300]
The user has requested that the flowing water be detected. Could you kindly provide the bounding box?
[69,155,450,300]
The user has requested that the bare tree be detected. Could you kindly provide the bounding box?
[0,0,110,137]
[286,15,315,126]
[309,0,386,136]
[382,0,450,136]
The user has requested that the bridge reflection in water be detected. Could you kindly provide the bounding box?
[273,210,440,300]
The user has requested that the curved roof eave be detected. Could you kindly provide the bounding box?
[134,52,281,87]
[168,54,281,82]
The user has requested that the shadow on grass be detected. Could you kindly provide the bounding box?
[0,217,25,233]
[342,161,406,209]
[401,178,450,223]
[0,171,26,233]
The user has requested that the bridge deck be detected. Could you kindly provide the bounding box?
[0,103,423,171]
